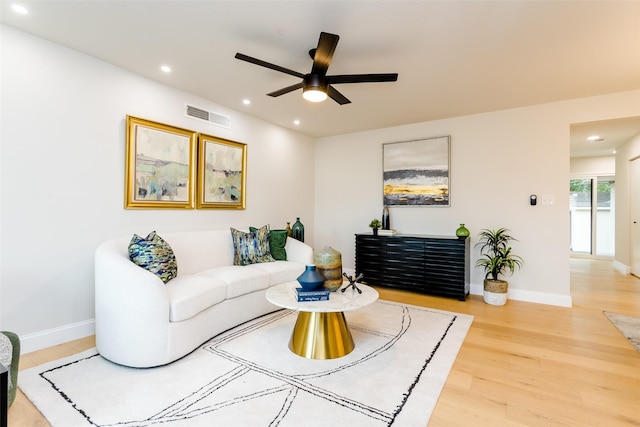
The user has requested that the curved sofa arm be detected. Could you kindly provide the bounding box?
[285,238,314,265]
[94,239,171,366]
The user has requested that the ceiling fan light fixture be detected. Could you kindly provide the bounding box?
[302,74,328,102]
[303,88,328,102]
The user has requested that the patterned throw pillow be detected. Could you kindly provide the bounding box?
[231,226,276,266]
[128,231,177,283]
[250,227,287,261]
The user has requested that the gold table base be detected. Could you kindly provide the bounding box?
[288,311,355,359]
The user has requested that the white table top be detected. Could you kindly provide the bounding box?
[266,281,379,313]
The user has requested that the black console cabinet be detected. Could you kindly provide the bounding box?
[355,234,470,301]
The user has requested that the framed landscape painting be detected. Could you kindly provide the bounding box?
[197,134,246,209]
[383,136,451,206]
[125,116,197,209]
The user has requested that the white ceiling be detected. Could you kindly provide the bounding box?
[2,0,640,155]
[570,116,640,158]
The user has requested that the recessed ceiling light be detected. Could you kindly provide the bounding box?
[12,4,29,14]
[587,135,604,142]
[242,99,251,105]
[160,65,171,73]
[293,120,300,125]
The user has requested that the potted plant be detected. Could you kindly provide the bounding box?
[369,218,382,235]
[475,228,523,305]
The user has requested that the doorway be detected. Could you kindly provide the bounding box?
[631,158,640,276]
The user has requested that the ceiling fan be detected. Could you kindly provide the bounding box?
[235,32,398,105]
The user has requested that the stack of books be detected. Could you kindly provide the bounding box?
[376,229,397,235]
[296,287,330,302]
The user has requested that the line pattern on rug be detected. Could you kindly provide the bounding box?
[21,300,473,427]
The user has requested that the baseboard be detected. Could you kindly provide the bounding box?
[19,319,95,355]
[613,260,631,275]
[349,274,572,308]
[470,284,572,307]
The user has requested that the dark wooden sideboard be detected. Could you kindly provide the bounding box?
[355,234,470,301]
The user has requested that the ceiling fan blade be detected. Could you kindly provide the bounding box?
[327,85,351,105]
[235,53,304,78]
[267,82,304,97]
[311,32,339,76]
[327,73,399,84]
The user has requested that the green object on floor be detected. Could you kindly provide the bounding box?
[0,331,20,408]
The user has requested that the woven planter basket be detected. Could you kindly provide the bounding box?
[483,279,508,305]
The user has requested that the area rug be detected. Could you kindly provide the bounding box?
[19,300,473,426]
[604,311,640,352]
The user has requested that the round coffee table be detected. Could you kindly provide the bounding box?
[266,281,379,359]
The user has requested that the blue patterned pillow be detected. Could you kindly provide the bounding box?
[128,231,177,283]
[230,226,276,266]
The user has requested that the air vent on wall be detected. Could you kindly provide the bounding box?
[185,104,231,129]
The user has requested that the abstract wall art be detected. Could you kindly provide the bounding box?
[197,134,247,209]
[125,116,197,209]
[383,136,451,207]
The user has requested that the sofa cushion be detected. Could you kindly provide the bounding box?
[230,226,275,265]
[165,275,228,322]
[128,231,177,283]
[249,260,306,285]
[197,266,270,299]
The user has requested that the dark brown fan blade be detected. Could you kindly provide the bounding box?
[235,53,304,78]
[311,32,339,76]
[267,82,304,97]
[327,85,351,105]
[327,73,398,84]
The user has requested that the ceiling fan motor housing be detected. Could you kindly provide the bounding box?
[303,74,327,91]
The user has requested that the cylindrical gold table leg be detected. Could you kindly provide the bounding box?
[289,311,355,359]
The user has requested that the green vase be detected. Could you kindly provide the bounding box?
[292,217,304,242]
[456,224,470,238]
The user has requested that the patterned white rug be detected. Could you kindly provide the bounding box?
[20,300,473,426]
[604,311,640,352]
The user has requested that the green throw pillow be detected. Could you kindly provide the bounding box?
[231,226,276,266]
[0,330,19,408]
[128,231,177,283]
[250,227,288,261]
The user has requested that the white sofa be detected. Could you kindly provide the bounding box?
[95,229,313,368]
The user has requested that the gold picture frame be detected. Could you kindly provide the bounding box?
[197,134,247,209]
[125,116,197,209]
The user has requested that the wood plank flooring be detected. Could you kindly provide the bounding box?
[9,258,640,426]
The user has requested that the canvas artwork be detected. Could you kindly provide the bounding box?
[383,136,450,206]
[125,116,196,209]
[197,134,246,209]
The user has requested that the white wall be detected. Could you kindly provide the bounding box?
[615,132,640,272]
[315,91,640,307]
[570,156,615,176]
[0,26,315,352]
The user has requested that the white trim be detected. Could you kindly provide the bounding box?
[19,319,95,355]
[470,284,572,307]
[344,276,574,308]
[613,260,631,275]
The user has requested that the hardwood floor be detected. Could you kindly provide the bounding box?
[9,258,640,426]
